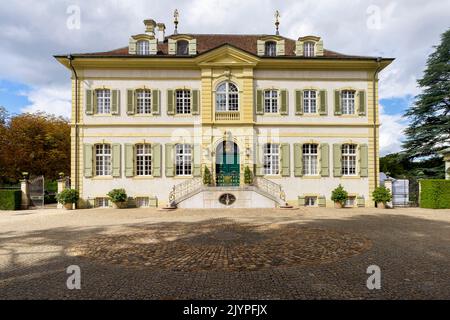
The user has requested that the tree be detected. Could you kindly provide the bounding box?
[0,112,70,183]
[403,28,450,158]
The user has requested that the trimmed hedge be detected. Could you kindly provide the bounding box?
[420,179,450,209]
[0,190,22,210]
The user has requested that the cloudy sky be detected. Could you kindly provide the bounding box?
[0,0,449,155]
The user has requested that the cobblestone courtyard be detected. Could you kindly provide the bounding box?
[0,207,449,299]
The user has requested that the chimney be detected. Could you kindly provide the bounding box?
[157,23,166,42]
[143,19,156,36]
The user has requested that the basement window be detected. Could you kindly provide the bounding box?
[95,197,110,208]
[305,196,317,207]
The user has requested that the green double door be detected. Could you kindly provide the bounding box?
[216,141,240,186]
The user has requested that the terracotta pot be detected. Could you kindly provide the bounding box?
[63,203,73,210]
[377,202,386,209]
[112,201,127,209]
[334,202,343,209]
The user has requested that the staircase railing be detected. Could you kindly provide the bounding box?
[253,177,287,205]
[168,177,203,207]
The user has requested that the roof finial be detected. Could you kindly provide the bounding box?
[173,9,179,35]
[274,10,280,35]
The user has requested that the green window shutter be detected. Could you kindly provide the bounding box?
[359,144,369,177]
[152,144,162,177]
[333,144,342,177]
[112,144,121,177]
[280,89,288,115]
[193,144,201,177]
[85,90,93,115]
[93,90,98,114]
[320,143,329,177]
[165,143,174,177]
[295,90,303,115]
[167,89,174,115]
[256,89,264,115]
[111,90,120,115]
[357,195,365,207]
[334,90,341,115]
[358,90,366,116]
[298,196,305,206]
[318,196,326,207]
[254,144,264,176]
[83,144,93,177]
[191,89,200,115]
[127,90,135,115]
[319,90,327,115]
[124,144,134,177]
[294,143,303,177]
[152,89,160,115]
[281,143,290,177]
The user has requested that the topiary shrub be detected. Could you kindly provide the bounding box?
[56,189,79,205]
[107,188,127,203]
[372,186,392,204]
[331,184,348,207]
[203,166,212,185]
[244,166,253,185]
[420,179,450,209]
[0,190,22,210]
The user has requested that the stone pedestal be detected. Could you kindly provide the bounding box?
[20,179,30,210]
[384,178,394,208]
[57,178,66,209]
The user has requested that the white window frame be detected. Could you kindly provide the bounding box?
[264,90,278,113]
[95,144,112,176]
[136,144,152,176]
[216,82,239,112]
[136,89,152,114]
[342,144,357,176]
[265,41,276,56]
[175,144,192,176]
[303,144,318,176]
[303,90,317,114]
[263,143,280,175]
[137,40,150,55]
[175,89,191,114]
[341,90,356,115]
[96,89,111,114]
[304,42,315,57]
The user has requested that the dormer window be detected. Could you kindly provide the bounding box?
[137,40,150,55]
[265,41,276,56]
[177,40,189,55]
[304,42,315,57]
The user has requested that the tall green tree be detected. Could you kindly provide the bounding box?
[403,28,450,158]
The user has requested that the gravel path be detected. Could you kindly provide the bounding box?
[0,207,449,299]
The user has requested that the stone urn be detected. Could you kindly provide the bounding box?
[112,201,127,209]
[377,202,386,209]
[64,203,73,210]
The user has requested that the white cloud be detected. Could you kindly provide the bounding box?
[379,104,409,156]
[20,84,71,119]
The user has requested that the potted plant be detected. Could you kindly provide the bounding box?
[372,186,392,209]
[107,188,128,209]
[203,166,212,186]
[56,188,79,210]
[244,166,253,185]
[331,184,348,208]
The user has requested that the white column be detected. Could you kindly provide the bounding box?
[57,178,66,209]
[20,179,30,209]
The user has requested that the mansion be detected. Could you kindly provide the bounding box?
[55,18,393,208]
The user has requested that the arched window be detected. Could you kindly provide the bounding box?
[265,41,276,56]
[136,40,150,55]
[216,82,239,112]
[304,42,315,57]
[176,40,189,55]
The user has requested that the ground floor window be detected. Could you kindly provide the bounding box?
[136,144,152,176]
[342,144,357,176]
[305,196,317,207]
[175,144,192,176]
[263,143,280,175]
[95,197,109,208]
[303,144,318,175]
[95,144,111,176]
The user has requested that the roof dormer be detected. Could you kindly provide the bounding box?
[257,35,285,57]
[128,19,158,55]
[168,35,197,56]
[296,36,324,57]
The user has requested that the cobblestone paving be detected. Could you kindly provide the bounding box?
[0,207,449,299]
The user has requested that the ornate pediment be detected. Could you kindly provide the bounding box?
[195,45,260,67]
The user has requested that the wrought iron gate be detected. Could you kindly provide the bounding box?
[29,175,44,208]
[392,179,409,207]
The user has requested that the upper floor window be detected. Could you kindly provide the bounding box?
[341,90,355,115]
[303,90,317,113]
[177,40,189,55]
[263,143,280,175]
[304,42,315,57]
[216,82,239,112]
[176,89,191,114]
[303,144,318,175]
[265,41,276,56]
[136,144,152,176]
[175,144,192,176]
[264,90,278,113]
[95,144,111,176]
[136,89,152,114]
[342,144,357,176]
[96,89,111,114]
[137,40,150,55]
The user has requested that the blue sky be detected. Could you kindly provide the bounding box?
[0,0,449,155]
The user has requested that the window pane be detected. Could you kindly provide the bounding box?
[136,144,152,176]
[176,90,191,114]
[95,144,111,176]
[136,90,152,114]
[177,40,189,55]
